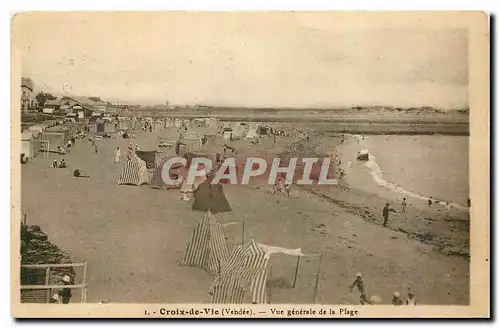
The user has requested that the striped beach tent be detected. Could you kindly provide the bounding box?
[210,239,269,304]
[180,212,231,275]
[118,153,149,186]
[210,240,322,304]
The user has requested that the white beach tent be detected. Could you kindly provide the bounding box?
[244,124,259,140]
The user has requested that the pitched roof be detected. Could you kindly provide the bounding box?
[61,96,107,107]
[45,99,61,106]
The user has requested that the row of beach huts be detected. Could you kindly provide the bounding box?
[20,114,295,161]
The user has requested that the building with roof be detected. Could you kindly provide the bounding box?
[21,77,35,113]
[41,96,106,118]
[60,96,107,111]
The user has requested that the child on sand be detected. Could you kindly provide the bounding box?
[392,292,403,306]
[401,198,407,212]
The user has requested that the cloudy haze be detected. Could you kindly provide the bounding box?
[16,12,468,109]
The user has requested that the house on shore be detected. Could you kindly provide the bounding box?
[42,96,111,118]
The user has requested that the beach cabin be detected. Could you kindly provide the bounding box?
[104,122,117,134]
[118,120,132,131]
[21,131,36,159]
[152,120,163,132]
[182,137,202,152]
[206,117,219,129]
[245,124,259,140]
[203,133,217,145]
[50,126,71,142]
[223,128,233,141]
[193,118,206,127]
[41,132,65,152]
[29,124,44,134]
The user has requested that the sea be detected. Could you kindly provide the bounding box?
[338,134,469,211]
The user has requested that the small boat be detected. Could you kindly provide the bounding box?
[357,149,369,161]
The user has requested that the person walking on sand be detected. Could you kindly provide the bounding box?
[401,198,407,212]
[428,198,433,207]
[284,183,292,198]
[61,275,72,304]
[349,272,372,305]
[382,202,396,227]
[94,145,99,154]
[114,147,121,164]
[392,292,403,306]
[66,139,72,154]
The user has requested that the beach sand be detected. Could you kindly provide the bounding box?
[20,125,469,305]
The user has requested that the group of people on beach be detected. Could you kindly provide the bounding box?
[349,272,416,306]
[382,194,470,227]
[50,159,67,169]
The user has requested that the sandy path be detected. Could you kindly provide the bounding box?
[21,128,469,305]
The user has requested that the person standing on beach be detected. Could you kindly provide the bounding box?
[66,139,72,154]
[349,272,372,305]
[401,198,407,212]
[428,198,433,207]
[114,147,121,164]
[382,203,395,227]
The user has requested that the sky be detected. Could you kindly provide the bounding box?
[15,12,469,109]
